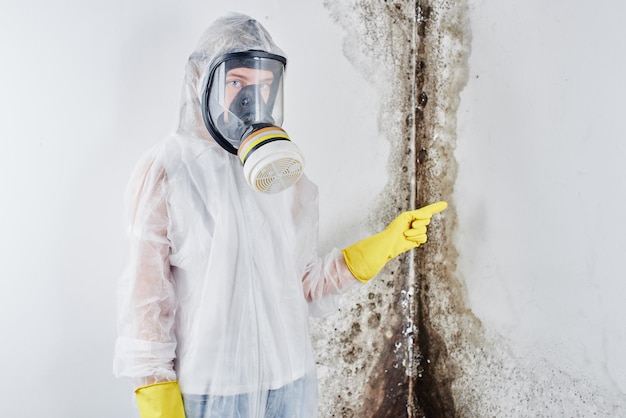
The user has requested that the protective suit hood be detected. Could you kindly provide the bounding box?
[176,13,286,141]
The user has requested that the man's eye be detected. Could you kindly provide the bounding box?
[228,80,242,88]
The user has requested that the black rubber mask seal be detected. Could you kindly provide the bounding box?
[201,50,287,155]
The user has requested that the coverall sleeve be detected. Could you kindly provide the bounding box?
[113,150,178,388]
[302,248,359,317]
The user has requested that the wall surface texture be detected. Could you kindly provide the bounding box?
[1,0,626,417]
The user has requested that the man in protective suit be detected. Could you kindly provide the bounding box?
[114,12,446,418]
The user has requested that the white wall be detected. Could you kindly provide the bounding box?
[0,1,384,416]
[455,0,626,412]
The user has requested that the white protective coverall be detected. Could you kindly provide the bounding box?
[113,13,358,418]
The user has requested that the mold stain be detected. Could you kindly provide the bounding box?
[410,2,458,417]
[314,0,471,417]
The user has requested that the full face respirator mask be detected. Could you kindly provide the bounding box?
[201,50,304,194]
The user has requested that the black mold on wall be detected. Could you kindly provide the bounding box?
[315,1,471,417]
[410,2,457,416]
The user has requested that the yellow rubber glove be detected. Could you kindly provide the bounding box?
[135,381,186,418]
[342,201,447,282]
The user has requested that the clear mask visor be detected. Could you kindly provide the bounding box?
[207,55,285,149]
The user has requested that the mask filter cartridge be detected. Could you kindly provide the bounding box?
[237,126,304,194]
